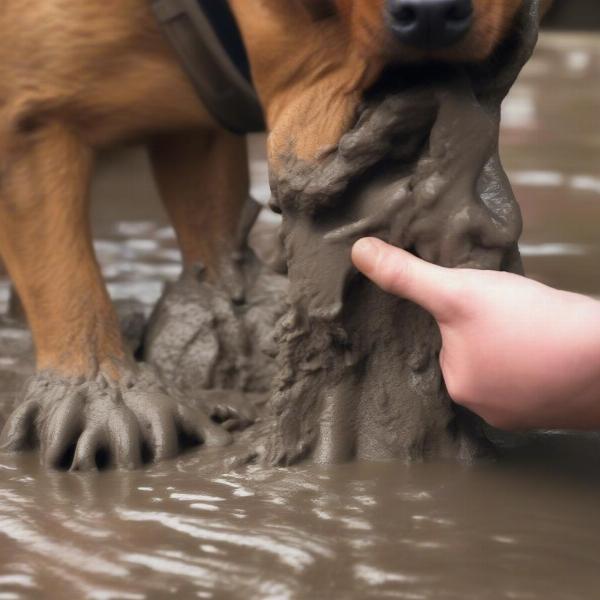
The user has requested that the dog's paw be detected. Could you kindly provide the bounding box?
[0,366,231,470]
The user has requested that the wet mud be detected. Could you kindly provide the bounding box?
[0,29,600,600]
[0,366,234,471]
[263,4,539,465]
[144,200,287,399]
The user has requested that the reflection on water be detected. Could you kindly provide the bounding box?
[0,33,600,599]
[503,33,600,298]
[1,449,600,599]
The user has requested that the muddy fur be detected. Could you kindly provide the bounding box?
[0,365,232,470]
[262,2,540,465]
[145,250,288,397]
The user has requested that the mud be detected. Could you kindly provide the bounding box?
[262,3,540,465]
[144,200,288,398]
[0,366,233,470]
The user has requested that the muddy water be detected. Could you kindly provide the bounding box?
[1,33,600,599]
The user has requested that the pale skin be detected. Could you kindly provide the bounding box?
[352,237,600,431]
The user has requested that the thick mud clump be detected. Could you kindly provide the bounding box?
[144,198,288,402]
[262,3,541,465]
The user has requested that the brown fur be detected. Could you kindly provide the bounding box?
[232,0,545,162]
[0,0,549,382]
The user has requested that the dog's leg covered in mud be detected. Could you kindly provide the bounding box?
[261,3,541,465]
[145,130,288,426]
[0,121,231,469]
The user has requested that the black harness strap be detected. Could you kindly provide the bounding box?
[151,0,266,134]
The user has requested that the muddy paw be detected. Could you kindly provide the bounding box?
[0,366,231,470]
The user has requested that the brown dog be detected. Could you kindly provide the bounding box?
[0,0,551,470]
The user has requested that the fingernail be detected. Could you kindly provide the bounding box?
[352,238,380,272]
[354,237,379,257]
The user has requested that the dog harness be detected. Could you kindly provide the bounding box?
[151,0,266,134]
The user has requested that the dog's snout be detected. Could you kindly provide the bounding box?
[386,0,473,50]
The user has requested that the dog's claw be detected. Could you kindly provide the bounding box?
[70,429,104,472]
[125,390,180,462]
[41,391,83,468]
[108,408,143,469]
[0,398,39,452]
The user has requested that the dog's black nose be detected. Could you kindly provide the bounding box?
[386,0,473,49]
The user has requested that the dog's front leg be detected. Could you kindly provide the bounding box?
[0,120,229,470]
[145,130,282,424]
[149,129,250,300]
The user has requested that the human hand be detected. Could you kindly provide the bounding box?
[352,238,600,431]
